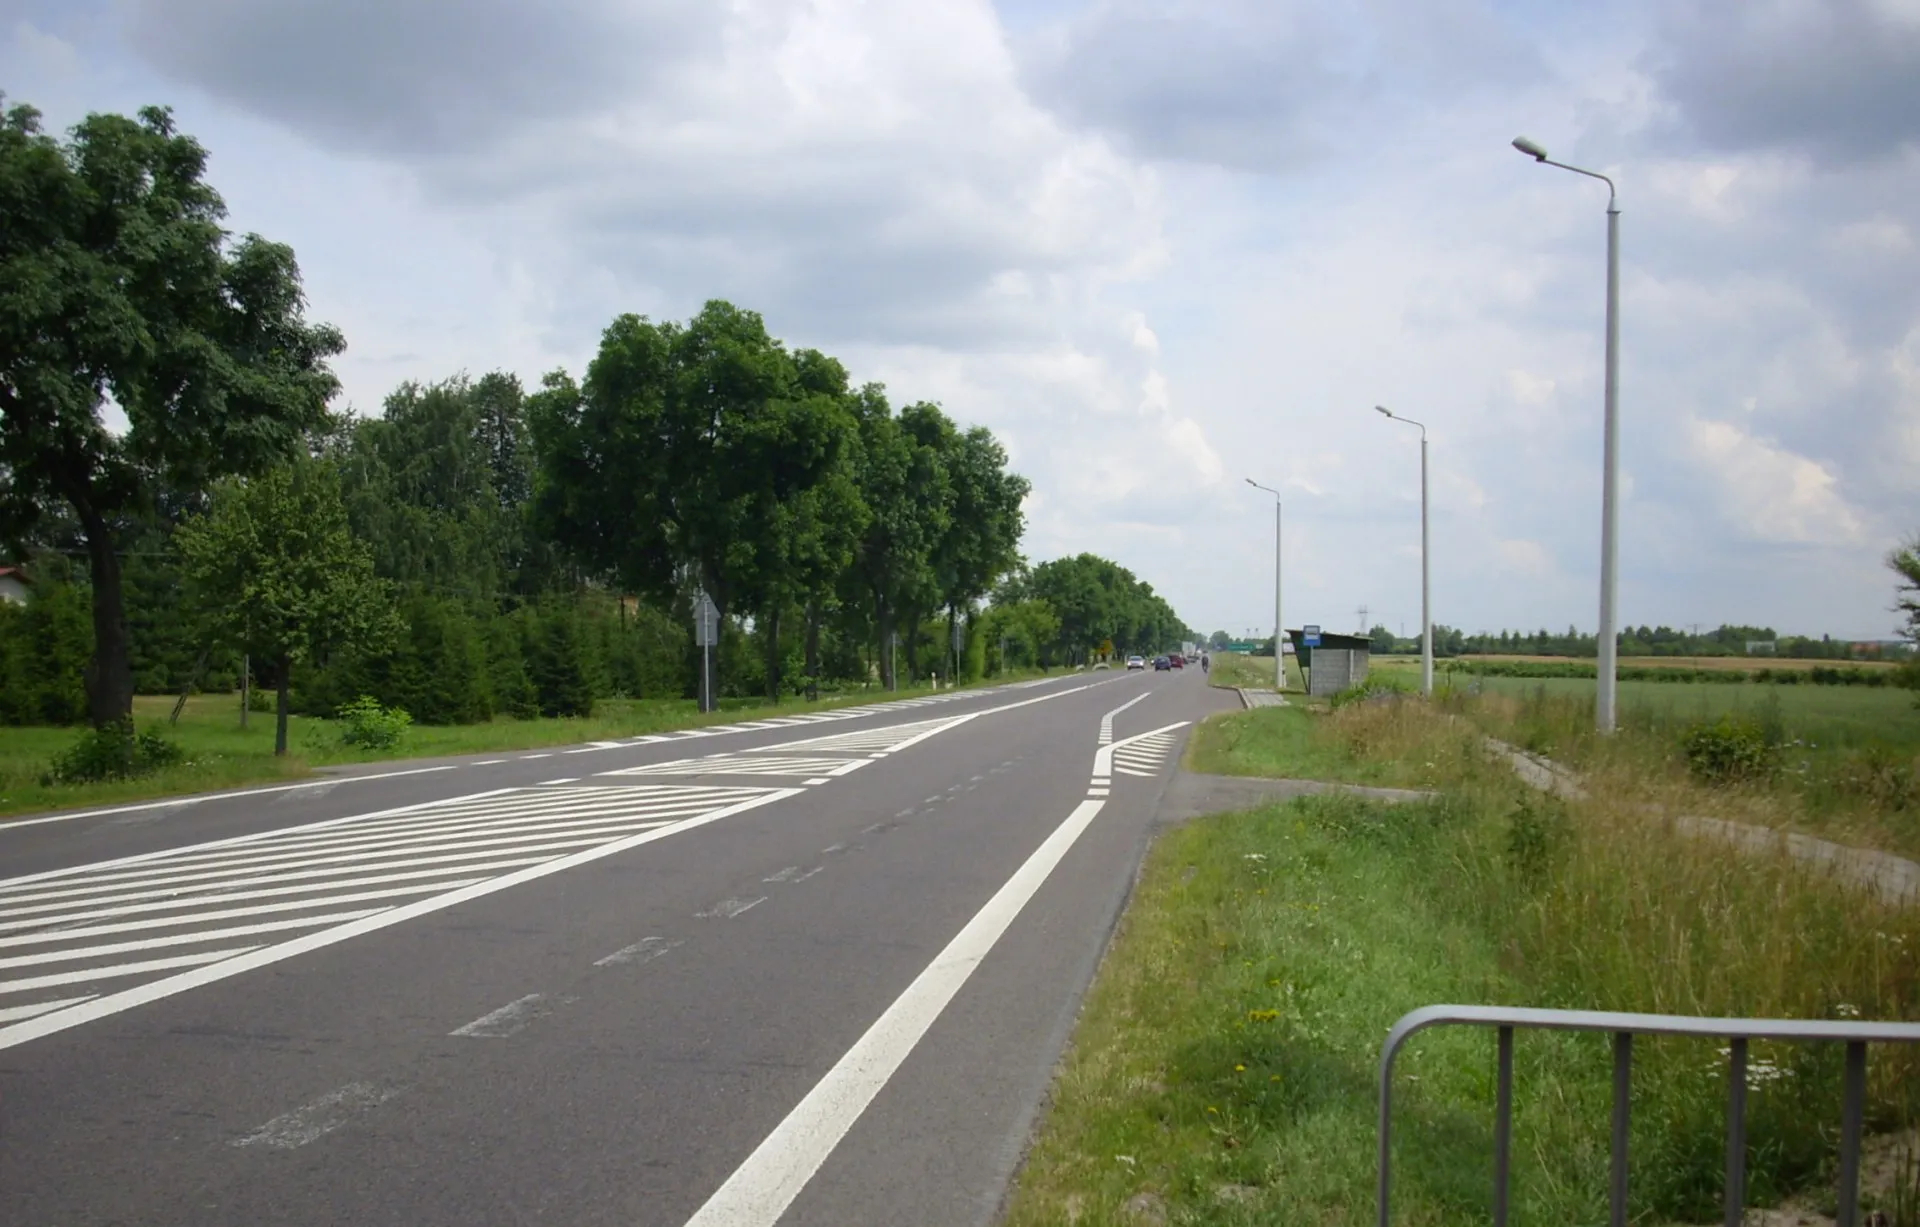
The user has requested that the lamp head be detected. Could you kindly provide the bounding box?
[1512,135,1548,161]
[1245,477,1257,487]
[1375,405,1392,418]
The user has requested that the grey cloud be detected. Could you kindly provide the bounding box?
[1015,0,1546,171]
[1647,0,1920,164]
[120,0,718,155]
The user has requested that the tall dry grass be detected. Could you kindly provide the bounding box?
[1319,693,1920,1216]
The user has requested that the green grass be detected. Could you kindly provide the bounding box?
[1185,704,1449,791]
[1459,677,1920,859]
[1457,673,1920,754]
[1006,704,1920,1227]
[1208,653,1304,693]
[0,670,1056,821]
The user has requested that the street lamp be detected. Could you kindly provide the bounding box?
[1246,479,1284,693]
[1512,134,1621,733]
[1374,406,1431,697]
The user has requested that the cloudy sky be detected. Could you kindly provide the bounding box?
[6,0,1917,640]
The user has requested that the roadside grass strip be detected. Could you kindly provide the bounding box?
[1011,699,1920,1227]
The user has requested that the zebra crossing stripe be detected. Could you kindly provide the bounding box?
[0,784,794,1050]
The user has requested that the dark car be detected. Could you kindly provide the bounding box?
[1153,655,1172,671]
[1169,654,1185,669]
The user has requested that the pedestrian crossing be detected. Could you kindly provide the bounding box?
[0,783,781,1041]
[1110,729,1181,777]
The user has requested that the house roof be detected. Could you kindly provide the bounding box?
[0,566,30,584]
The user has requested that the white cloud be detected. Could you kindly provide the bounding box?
[1684,417,1868,545]
[4,0,1914,639]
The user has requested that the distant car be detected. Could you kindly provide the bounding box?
[1126,655,1146,670]
[1169,654,1185,669]
[1153,655,1172,671]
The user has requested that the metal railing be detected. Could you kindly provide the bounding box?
[1379,1005,1920,1227]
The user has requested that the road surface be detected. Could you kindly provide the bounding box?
[0,667,1230,1226]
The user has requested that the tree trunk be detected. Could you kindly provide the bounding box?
[73,497,135,729]
[763,604,783,703]
[876,595,896,691]
[905,611,921,683]
[275,655,291,756]
[805,600,821,703]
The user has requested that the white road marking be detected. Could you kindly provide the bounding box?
[230,1082,401,1149]
[1093,721,1189,778]
[790,867,823,883]
[0,789,797,1051]
[0,766,461,831]
[696,897,766,920]
[0,994,95,1024]
[520,753,554,760]
[763,867,801,883]
[0,879,485,939]
[679,799,1110,1227]
[1098,690,1153,746]
[594,937,681,967]
[472,759,507,766]
[0,947,260,996]
[451,993,549,1038]
[0,909,386,968]
[542,778,581,786]
[821,843,847,855]
[804,778,829,786]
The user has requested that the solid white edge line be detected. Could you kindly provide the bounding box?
[679,796,1109,1227]
[0,788,800,1052]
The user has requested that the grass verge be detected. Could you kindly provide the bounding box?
[1006,701,1920,1227]
[0,669,1058,821]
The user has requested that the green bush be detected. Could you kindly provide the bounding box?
[1329,675,1411,709]
[1680,714,1778,784]
[43,720,185,784]
[336,695,412,750]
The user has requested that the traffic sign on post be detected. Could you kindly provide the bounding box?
[694,591,720,647]
[1303,624,1321,648]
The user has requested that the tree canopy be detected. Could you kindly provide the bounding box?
[0,97,343,727]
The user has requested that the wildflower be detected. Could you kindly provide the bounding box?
[1234,1064,1246,1072]
[1207,1106,1220,1114]
[1243,853,1267,862]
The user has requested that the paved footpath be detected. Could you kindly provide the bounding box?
[0,670,1233,1227]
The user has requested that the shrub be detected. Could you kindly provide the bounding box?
[43,720,186,784]
[336,695,412,750]
[1680,714,1778,784]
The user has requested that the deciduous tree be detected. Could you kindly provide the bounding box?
[0,98,343,727]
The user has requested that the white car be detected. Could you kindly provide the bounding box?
[1126,655,1146,670]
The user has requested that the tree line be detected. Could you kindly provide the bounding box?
[0,98,1195,749]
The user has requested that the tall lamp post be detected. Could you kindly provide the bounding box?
[1513,134,1621,733]
[1374,407,1431,697]
[1245,479,1284,693]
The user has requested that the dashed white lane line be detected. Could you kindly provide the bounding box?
[679,799,1109,1227]
[230,1082,402,1150]
[543,778,581,786]
[595,937,681,968]
[696,896,766,920]
[520,753,554,760]
[763,867,801,883]
[472,760,507,766]
[790,866,823,883]
[451,993,550,1038]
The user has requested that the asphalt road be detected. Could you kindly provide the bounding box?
[0,667,1232,1226]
